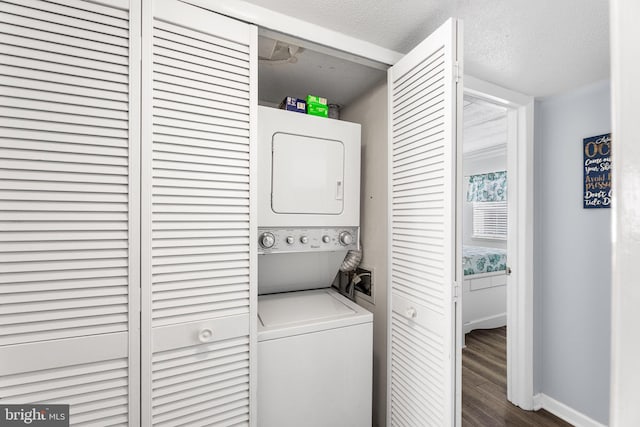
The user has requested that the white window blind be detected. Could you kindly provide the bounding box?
[472,201,507,240]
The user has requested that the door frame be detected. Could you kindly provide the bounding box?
[463,76,535,410]
[610,1,640,424]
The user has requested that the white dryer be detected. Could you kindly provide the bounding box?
[257,106,372,427]
[258,106,361,228]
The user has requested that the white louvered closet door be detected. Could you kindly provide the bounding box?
[0,0,140,425]
[387,18,462,426]
[141,0,256,425]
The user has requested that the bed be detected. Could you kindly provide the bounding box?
[463,245,507,276]
[462,246,507,335]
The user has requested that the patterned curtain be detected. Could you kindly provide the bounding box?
[466,170,507,202]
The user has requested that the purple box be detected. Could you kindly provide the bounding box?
[279,96,306,113]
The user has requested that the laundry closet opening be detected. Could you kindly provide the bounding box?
[255,29,391,427]
[256,30,390,293]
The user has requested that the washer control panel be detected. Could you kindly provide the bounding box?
[258,227,359,254]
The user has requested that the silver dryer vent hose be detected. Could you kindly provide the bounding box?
[340,243,362,272]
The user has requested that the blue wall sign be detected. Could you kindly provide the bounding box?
[583,133,612,209]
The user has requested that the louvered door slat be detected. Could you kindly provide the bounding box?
[142,0,255,424]
[154,90,249,116]
[0,152,128,171]
[154,62,248,93]
[1,79,126,108]
[0,53,127,86]
[394,97,447,135]
[3,0,128,26]
[394,146,445,169]
[0,100,127,129]
[153,149,249,169]
[394,61,446,108]
[2,32,127,66]
[1,44,128,75]
[0,11,128,47]
[3,285,126,303]
[1,121,127,141]
[154,283,247,301]
[153,71,249,102]
[388,18,461,426]
[154,55,249,86]
[153,21,249,57]
[43,0,128,18]
[2,86,127,112]
[0,1,128,36]
[153,185,248,199]
[153,107,250,132]
[0,0,138,424]
[154,126,249,149]
[0,248,127,263]
[393,132,445,159]
[0,141,127,158]
[0,25,126,57]
[153,34,249,70]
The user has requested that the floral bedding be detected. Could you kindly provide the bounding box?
[463,245,507,276]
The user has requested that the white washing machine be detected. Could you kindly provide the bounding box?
[258,289,372,427]
[257,107,372,426]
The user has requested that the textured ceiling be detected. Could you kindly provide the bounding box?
[463,96,507,154]
[242,0,610,97]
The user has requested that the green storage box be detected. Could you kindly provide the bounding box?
[306,95,328,118]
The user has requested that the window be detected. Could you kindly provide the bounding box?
[472,201,507,240]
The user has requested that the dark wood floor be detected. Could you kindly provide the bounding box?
[462,327,572,426]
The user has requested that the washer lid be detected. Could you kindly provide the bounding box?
[258,289,372,341]
[259,289,353,327]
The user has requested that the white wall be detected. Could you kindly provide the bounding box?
[534,79,611,424]
[341,78,388,427]
[462,151,507,250]
[609,1,640,424]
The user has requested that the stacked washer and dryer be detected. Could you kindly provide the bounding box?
[256,106,373,427]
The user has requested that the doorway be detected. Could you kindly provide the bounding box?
[460,94,509,343]
[457,77,535,422]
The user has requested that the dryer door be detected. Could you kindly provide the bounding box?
[271,133,344,214]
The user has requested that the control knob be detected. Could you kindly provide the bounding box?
[286,236,295,245]
[322,235,331,243]
[300,235,309,244]
[339,231,353,246]
[259,232,275,249]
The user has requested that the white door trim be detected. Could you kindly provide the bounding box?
[610,1,640,425]
[463,75,535,410]
[180,0,402,66]
[127,1,142,425]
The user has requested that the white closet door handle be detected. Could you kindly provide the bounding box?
[405,307,417,319]
[198,328,214,343]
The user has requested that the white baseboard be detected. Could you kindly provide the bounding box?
[462,313,506,334]
[533,393,607,427]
